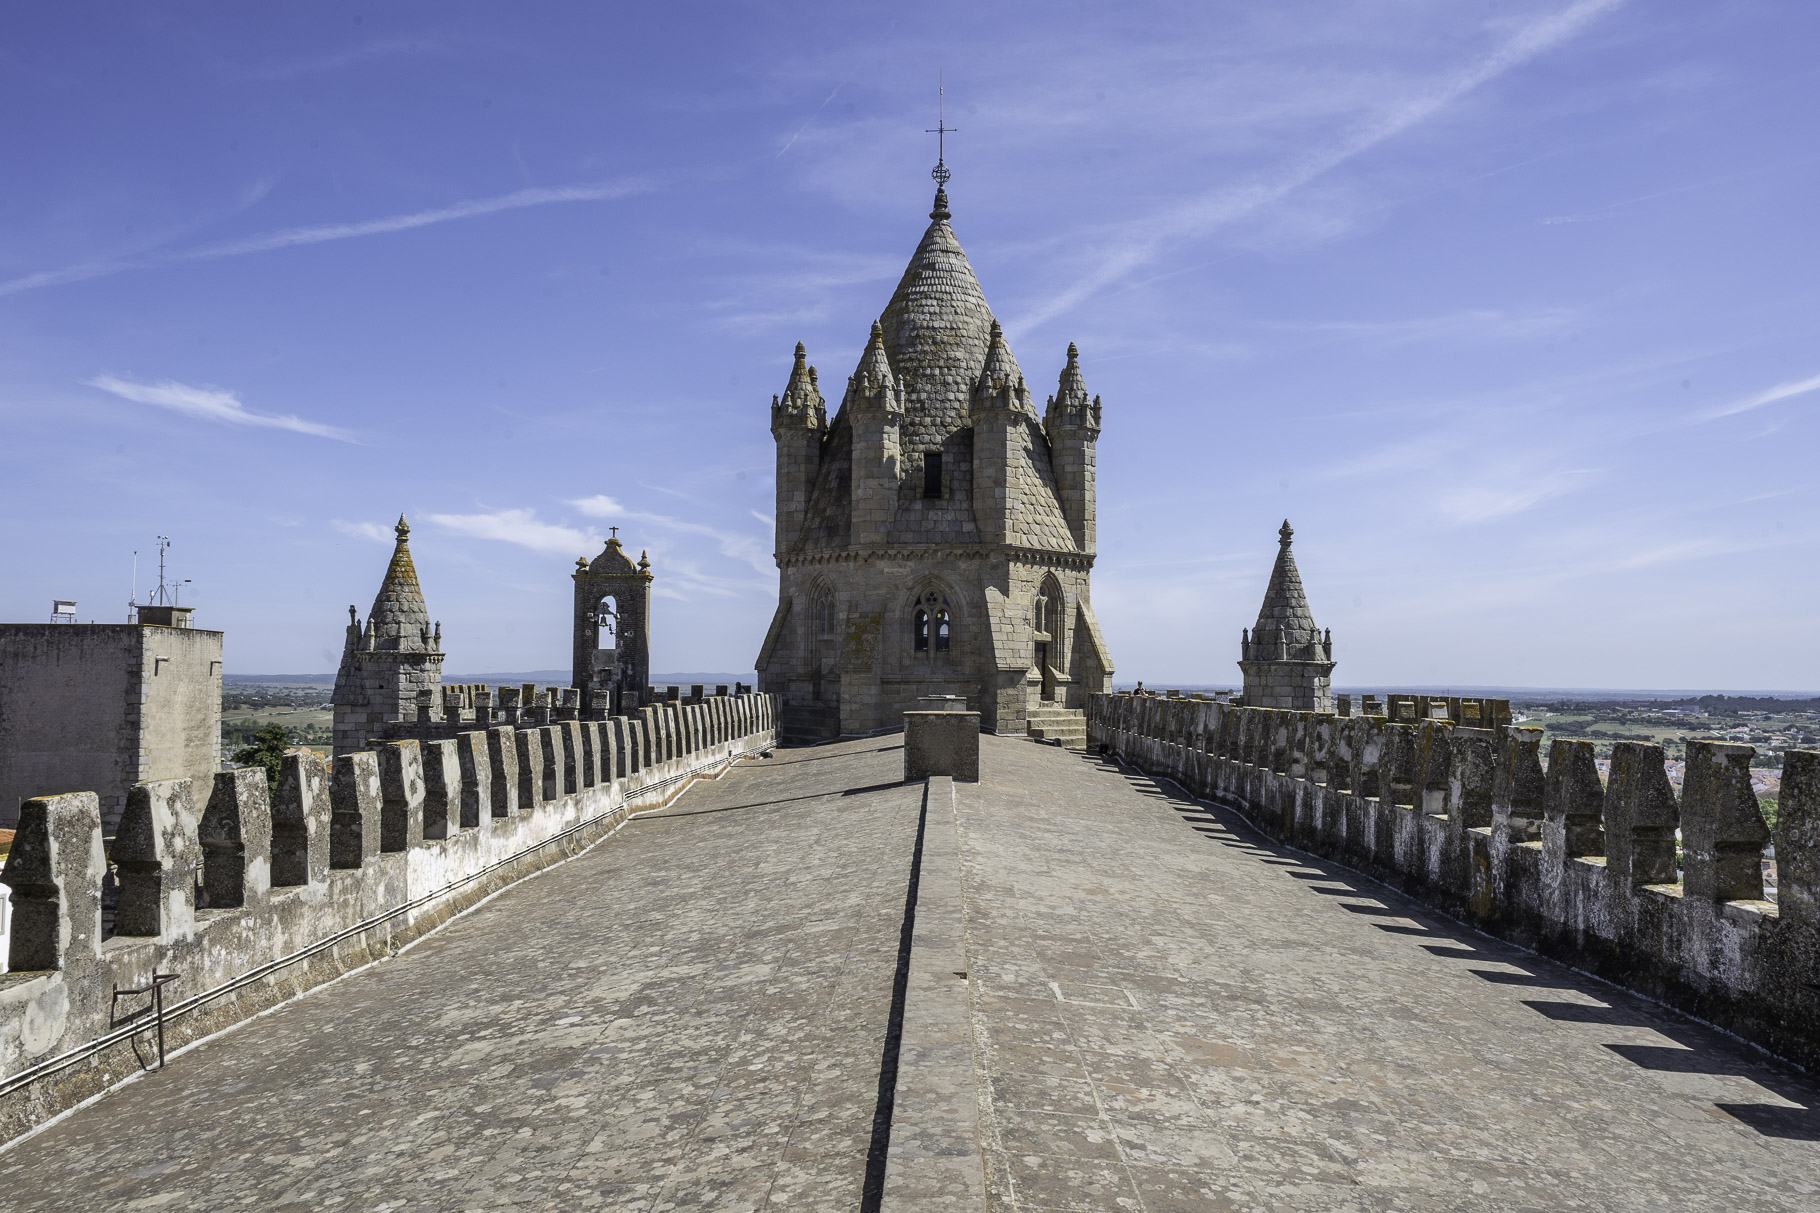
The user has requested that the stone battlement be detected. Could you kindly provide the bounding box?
[1089,692,1820,1070]
[0,692,778,1143]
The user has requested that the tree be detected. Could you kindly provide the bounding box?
[232,724,292,796]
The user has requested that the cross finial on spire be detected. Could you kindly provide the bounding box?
[927,79,956,181]
[610,525,619,539]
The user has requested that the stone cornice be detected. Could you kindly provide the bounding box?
[778,544,1096,573]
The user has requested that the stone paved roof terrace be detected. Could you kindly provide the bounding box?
[3,737,1816,1210]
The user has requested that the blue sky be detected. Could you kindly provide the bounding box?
[2,1,1815,690]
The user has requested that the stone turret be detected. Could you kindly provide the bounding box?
[572,533,654,715]
[333,515,445,754]
[1237,520,1334,711]
[971,320,1034,548]
[770,342,825,557]
[845,320,905,546]
[1044,342,1101,555]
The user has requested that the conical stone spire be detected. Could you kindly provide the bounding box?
[1251,520,1321,655]
[972,319,1029,414]
[872,182,1011,450]
[1237,520,1334,710]
[857,320,894,391]
[1045,341,1101,436]
[366,515,435,653]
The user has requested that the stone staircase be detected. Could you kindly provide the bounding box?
[1026,705,1087,750]
[779,704,841,747]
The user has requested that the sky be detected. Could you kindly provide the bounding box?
[1,1,1816,691]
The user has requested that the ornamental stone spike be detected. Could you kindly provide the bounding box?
[771,340,825,433]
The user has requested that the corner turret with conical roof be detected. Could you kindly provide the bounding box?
[756,174,1114,739]
[333,515,445,753]
[1237,521,1335,710]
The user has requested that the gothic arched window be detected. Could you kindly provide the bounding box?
[934,609,950,653]
[913,608,930,652]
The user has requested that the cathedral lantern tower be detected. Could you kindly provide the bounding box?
[1238,521,1336,711]
[756,173,1115,741]
[572,533,653,715]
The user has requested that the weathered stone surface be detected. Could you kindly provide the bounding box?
[111,778,199,938]
[905,710,981,783]
[270,750,328,887]
[1605,741,1680,886]
[376,740,425,853]
[1683,739,1770,902]
[3,791,104,972]
[1544,738,1605,859]
[199,767,271,910]
[328,751,381,869]
[1780,750,1820,929]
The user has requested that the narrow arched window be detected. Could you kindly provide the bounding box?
[923,451,943,499]
[914,608,930,652]
[934,609,951,653]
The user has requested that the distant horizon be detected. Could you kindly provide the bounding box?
[223,671,1820,702]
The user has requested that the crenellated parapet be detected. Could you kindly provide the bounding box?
[0,692,780,1144]
[1088,692,1820,1071]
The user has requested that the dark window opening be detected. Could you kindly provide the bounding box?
[922,452,943,499]
[914,608,930,652]
[934,609,951,653]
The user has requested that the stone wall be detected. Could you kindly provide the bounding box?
[0,624,222,832]
[1088,692,1820,1071]
[0,692,778,1144]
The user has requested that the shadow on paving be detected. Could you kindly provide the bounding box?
[0,737,926,1212]
[1100,753,1820,1144]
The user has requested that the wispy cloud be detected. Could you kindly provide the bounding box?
[570,494,773,579]
[87,374,355,441]
[1709,371,1820,418]
[1265,307,1579,348]
[777,81,847,158]
[0,180,652,299]
[427,508,601,556]
[1011,0,1626,334]
[335,520,395,543]
[250,38,445,81]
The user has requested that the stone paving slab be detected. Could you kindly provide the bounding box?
[957,737,1820,1213]
[0,741,920,1212]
